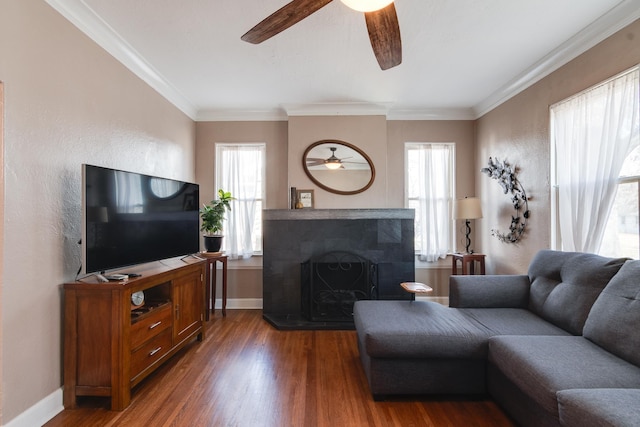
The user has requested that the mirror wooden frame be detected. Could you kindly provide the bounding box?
[302,140,376,195]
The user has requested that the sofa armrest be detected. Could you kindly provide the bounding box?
[449,275,530,308]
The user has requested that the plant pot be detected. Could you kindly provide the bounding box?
[203,235,223,252]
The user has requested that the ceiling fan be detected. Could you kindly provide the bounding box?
[307,146,366,169]
[241,0,402,70]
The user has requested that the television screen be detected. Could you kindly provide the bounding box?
[82,164,200,274]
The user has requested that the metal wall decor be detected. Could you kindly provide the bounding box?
[481,157,530,243]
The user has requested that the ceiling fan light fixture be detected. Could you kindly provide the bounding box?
[340,0,393,12]
[325,160,342,170]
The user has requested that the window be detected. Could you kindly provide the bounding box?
[215,143,265,258]
[405,143,455,261]
[550,66,639,258]
[599,146,640,258]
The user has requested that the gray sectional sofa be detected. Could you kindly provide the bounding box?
[353,250,640,426]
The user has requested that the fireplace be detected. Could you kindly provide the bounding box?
[263,209,415,330]
[301,252,374,322]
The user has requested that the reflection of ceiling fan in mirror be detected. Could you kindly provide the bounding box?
[303,140,376,194]
[241,0,401,70]
[307,147,367,170]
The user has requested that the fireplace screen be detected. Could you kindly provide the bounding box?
[301,252,374,322]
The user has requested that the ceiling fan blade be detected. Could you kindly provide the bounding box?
[364,3,402,70]
[242,0,334,44]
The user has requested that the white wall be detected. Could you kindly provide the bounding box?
[0,0,196,423]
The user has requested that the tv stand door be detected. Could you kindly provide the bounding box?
[173,268,205,345]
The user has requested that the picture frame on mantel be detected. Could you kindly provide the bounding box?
[297,189,314,208]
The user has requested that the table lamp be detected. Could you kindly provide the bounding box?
[453,197,483,253]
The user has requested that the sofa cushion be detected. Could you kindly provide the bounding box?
[583,260,640,367]
[460,308,571,336]
[527,250,627,335]
[488,336,640,417]
[353,300,490,359]
[557,388,640,427]
[449,274,530,308]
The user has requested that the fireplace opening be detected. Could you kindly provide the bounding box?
[301,252,375,322]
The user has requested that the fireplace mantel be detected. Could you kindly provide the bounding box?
[264,208,415,221]
[263,208,415,329]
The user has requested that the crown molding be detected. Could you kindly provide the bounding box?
[387,108,476,121]
[197,108,288,122]
[473,0,640,118]
[44,0,198,120]
[283,102,392,117]
[282,103,476,120]
[197,104,476,121]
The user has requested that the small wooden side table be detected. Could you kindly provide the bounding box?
[450,253,486,275]
[200,252,228,319]
[401,282,433,301]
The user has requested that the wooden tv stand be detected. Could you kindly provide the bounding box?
[63,258,206,411]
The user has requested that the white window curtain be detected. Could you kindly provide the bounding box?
[114,171,143,213]
[216,144,265,259]
[551,66,639,252]
[406,143,454,262]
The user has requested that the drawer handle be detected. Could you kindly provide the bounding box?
[149,347,162,357]
[148,321,162,330]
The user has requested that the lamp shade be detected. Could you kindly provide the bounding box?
[340,0,394,12]
[453,197,482,220]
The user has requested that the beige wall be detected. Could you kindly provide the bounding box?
[388,120,477,252]
[288,115,389,208]
[196,117,475,217]
[195,121,288,303]
[4,0,637,422]
[0,0,196,423]
[0,81,4,424]
[195,121,289,210]
[195,117,475,301]
[476,18,640,274]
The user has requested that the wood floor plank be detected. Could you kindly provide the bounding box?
[45,310,515,427]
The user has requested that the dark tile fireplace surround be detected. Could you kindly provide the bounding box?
[263,209,415,330]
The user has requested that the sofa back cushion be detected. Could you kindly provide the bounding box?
[583,260,640,366]
[528,250,627,335]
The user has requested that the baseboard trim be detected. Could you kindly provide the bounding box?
[4,387,63,427]
[213,298,263,310]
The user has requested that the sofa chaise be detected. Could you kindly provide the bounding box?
[353,250,640,426]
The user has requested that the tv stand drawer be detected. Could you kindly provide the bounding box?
[131,303,172,350]
[130,329,172,379]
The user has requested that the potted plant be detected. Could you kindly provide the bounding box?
[199,189,234,252]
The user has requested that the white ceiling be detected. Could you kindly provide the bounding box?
[46,0,640,121]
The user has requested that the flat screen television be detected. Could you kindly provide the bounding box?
[82,164,200,275]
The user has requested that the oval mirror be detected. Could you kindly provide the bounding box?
[302,140,375,195]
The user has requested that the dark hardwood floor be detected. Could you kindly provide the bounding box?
[46,310,515,427]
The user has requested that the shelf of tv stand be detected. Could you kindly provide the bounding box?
[63,258,206,411]
[131,300,171,323]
